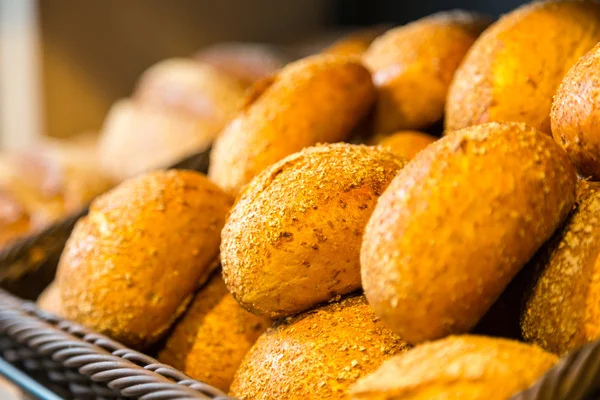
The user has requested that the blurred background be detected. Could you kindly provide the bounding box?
[1,0,528,148]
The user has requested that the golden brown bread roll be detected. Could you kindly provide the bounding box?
[551,42,600,180]
[446,0,600,134]
[521,180,600,355]
[372,130,437,160]
[349,335,558,400]
[363,10,490,133]
[361,122,577,344]
[323,25,389,58]
[37,281,63,316]
[57,170,233,348]
[230,295,410,400]
[158,272,270,391]
[208,54,376,195]
[221,143,406,318]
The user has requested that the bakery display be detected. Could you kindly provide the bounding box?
[158,271,270,391]
[372,130,437,159]
[349,335,558,400]
[446,0,600,134]
[361,122,576,344]
[363,10,490,133]
[208,54,375,195]
[229,295,410,400]
[56,170,232,348]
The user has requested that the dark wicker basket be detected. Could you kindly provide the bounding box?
[2,147,600,399]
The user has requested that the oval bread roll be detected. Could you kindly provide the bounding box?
[349,335,558,400]
[230,295,410,400]
[552,43,600,180]
[522,180,600,355]
[373,130,437,160]
[221,143,406,318]
[37,281,63,317]
[361,122,577,344]
[158,272,270,391]
[208,54,376,195]
[446,0,600,134]
[363,10,490,133]
[57,170,233,348]
[324,25,389,58]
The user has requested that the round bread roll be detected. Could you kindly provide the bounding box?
[552,43,600,180]
[37,281,63,316]
[361,122,577,344]
[372,130,437,160]
[57,170,233,348]
[195,42,289,86]
[363,10,490,133]
[208,54,376,195]
[324,25,389,58]
[158,272,270,391]
[349,335,558,400]
[221,143,406,318]
[446,0,600,134]
[521,180,600,355]
[230,295,410,400]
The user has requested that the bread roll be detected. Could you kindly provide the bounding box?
[208,54,375,195]
[230,295,410,400]
[158,272,270,391]
[446,0,600,134]
[349,335,558,400]
[521,180,600,354]
[57,170,232,348]
[221,144,406,318]
[372,130,437,160]
[324,25,389,58]
[363,11,490,133]
[552,42,600,179]
[37,281,63,316]
[361,122,576,344]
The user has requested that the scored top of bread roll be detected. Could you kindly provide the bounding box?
[349,335,558,400]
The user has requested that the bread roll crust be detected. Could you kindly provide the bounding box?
[522,180,600,354]
[446,0,600,134]
[373,130,437,160]
[230,295,410,400]
[363,10,490,133]
[158,272,270,391]
[57,170,233,348]
[361,122,577,344]
[349,335,558,400]
[221,143,406,318]
[208,54,376,195]
[37,281,63,316]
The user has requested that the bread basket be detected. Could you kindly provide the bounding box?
[1,147,599,400]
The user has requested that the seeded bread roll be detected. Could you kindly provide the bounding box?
[57,170,233,348]
[208,54,376,195]
[230,295,410,400]
[361,122,576,344]
[221,143,406,318]
[372,130,437,160]
[446,0,600,134]
[551,43,600,180]
[158,272,270,391]
[521,180,600,355]
[363,10,490,133]
[349,335,558,400]
[37,281,63,316]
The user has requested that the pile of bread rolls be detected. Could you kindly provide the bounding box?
[35,1,600,398]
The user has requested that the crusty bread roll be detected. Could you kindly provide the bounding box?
[521,180,600,355]
[37,281,63,316]
[221,143,406,318]
[552,42,600,180]
[57,170,233,348]
[349,335,558,400]
[372,130,437,160]
[208,54,376,195]
[361,122,576,344]
[363,11,490,133]
[446,0,600,134]
[158,271,270,391]
[230,295,410,400]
